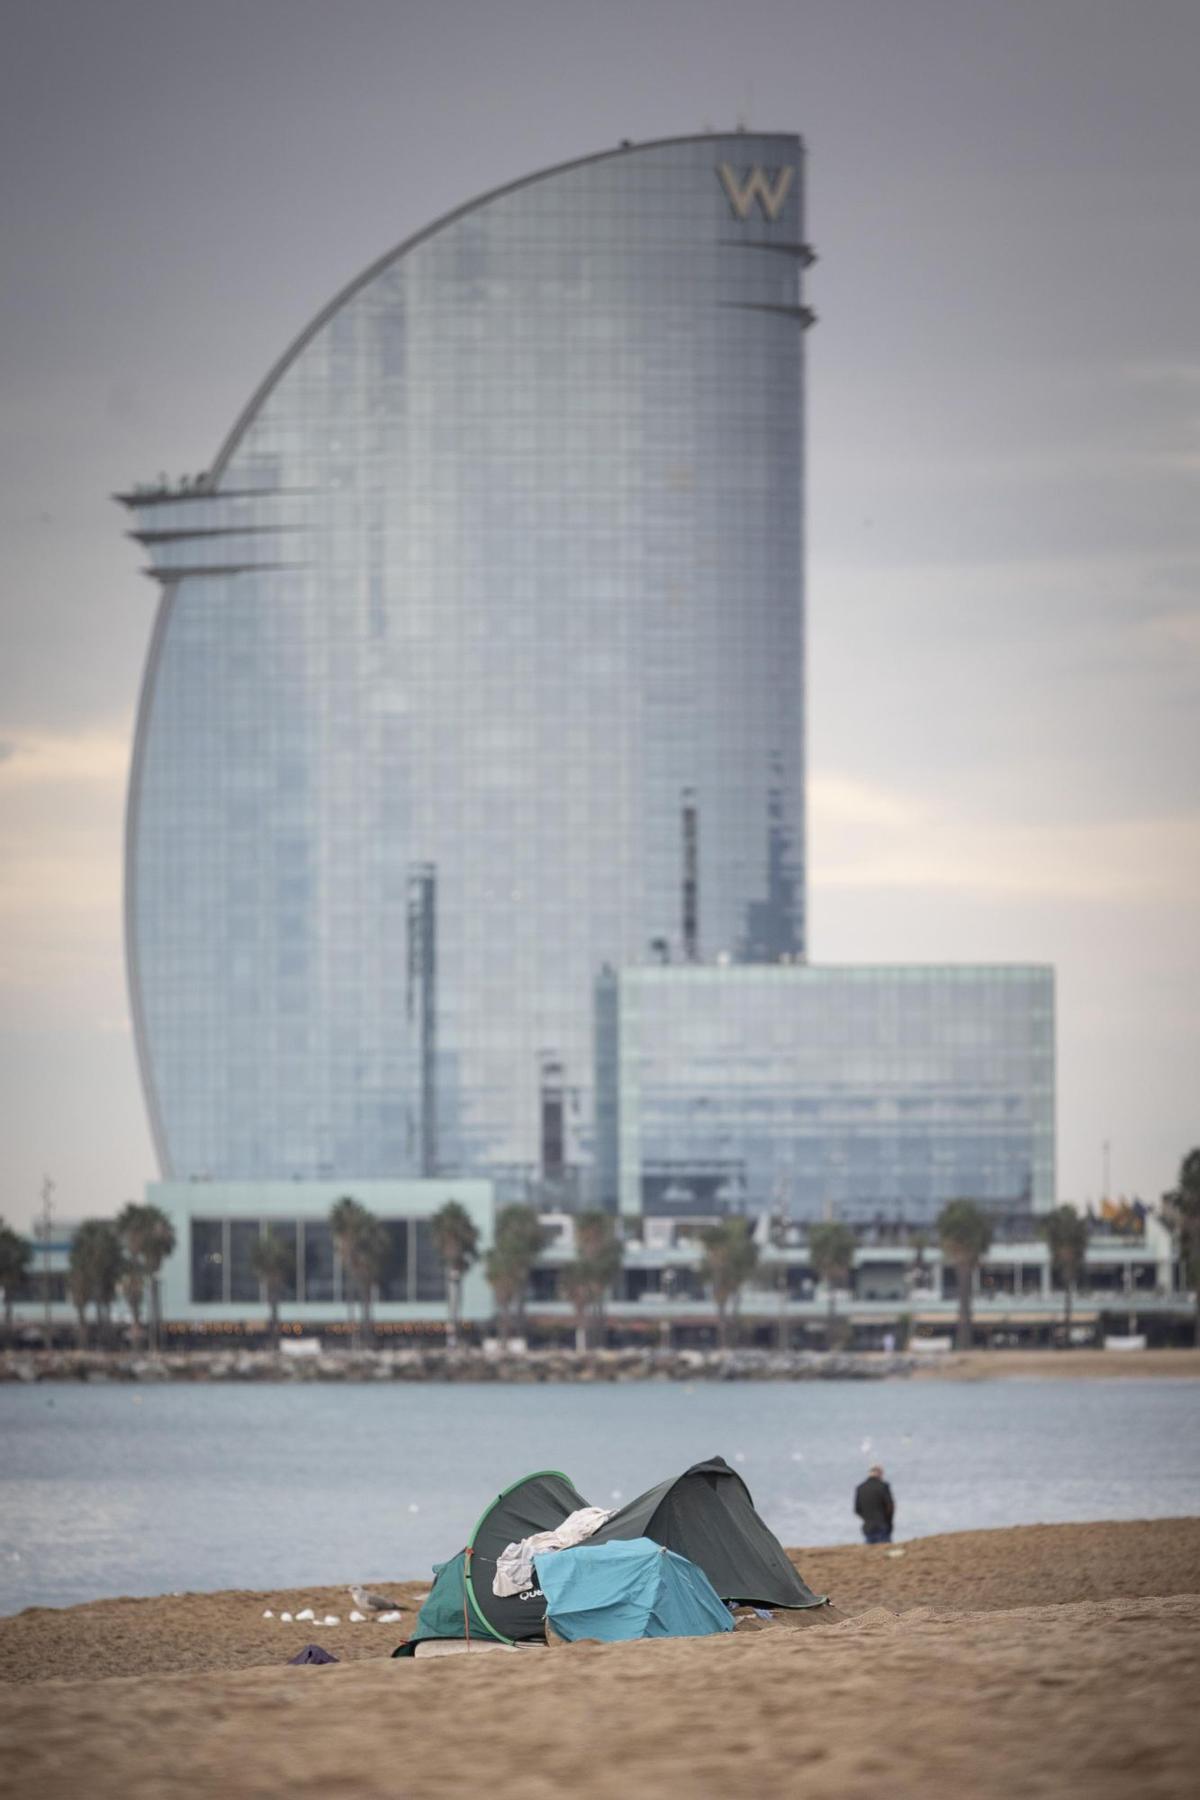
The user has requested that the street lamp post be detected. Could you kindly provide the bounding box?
[40,1175,56,1346]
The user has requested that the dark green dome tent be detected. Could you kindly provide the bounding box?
[591,1455,826,1610]
[395,1469,590,1653]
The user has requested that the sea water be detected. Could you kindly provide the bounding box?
[2,1377,1197,1613]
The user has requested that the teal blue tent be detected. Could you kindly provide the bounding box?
[538,1538,735,1643]
[395,1551,469,1654]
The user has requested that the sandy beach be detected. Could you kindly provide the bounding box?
[2,1518,1199,1798]
[909,1348,1200,1380]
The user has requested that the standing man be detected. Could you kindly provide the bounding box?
[854,1464,895,1544]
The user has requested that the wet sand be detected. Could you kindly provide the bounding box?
[2,1519,1199,1798]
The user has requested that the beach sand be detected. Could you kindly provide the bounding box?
[910,1348,1200,1380]
[2,1519,1199,1798]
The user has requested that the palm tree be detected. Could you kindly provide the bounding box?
[115,1204,146,1345]
[356,1215,390,1345]
[430,1200,480,1350]
[561,1210,622,1351]
[560,1262,594,1353]
[251,1229,296,1350]
[937,1198,993,1351]
[68,1220,125,1348]
[808,1221,856,1344]
[698,1217,759,1350]
[1162,1149,1200,1345]
[485,1204,548,1342]
[0,1220,32,1342]
[579,1210,623,1348]
[1041,1204,1089,1344]
[67,1254,93,1347]
[330,1196,379,1348]
[117,1202,176,1351]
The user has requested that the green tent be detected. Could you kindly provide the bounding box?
[396,1550,471,1651]
[589,1455,826,1609]
[394,1455,825,1655]
[393,1468,590,1654]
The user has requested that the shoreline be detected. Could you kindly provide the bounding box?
[4,1517,1198,1677]
[908,1346,1200,1379]
[3,1345,1198,1385]
[3,1519,1198,1799]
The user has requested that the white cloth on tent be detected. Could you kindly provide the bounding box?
[492,1506,612,1596]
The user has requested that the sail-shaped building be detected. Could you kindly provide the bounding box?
[121,131,1054,1307]
[121,134,812,1198]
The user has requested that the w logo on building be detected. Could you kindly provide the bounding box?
[717,163,795,221]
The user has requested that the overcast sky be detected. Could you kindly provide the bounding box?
[2,0,1197,1229]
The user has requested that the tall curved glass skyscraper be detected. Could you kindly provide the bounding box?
[121,133,812,1195]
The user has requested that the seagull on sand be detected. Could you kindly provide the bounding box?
[349,1585,404,1614]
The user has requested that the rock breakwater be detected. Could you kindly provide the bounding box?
[0,1346,915,1383]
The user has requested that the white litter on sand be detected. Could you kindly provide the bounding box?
[262,1609,275,1619]
[296,1609,315,1622]
[323,1615,341,1626]
[279,1612,293,1623]
[349,1611,366,1623]
[374,1610,403,1624]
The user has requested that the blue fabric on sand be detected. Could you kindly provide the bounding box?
[536,1537,735,1642]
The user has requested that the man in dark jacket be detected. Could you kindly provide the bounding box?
[854,1465,895,1543]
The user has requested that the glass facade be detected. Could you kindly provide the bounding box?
[597,966,1056,1223]
[154,1178,493,1320]
[122,134,810,1190]
[185,1214,450,1306]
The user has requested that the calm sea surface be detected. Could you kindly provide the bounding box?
[2,1378,1197,1614]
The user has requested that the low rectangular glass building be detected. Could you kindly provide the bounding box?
[596,965,1055,1222]
[151,1179,495,1327]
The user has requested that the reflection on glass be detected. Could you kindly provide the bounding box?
[302,1222,335,1302]
[378,1220,410,1301]
[124,136,811,1202]
[228,1221,261,1303]
[414,1220,446,1302]
[190,1220,224,1303]
[263,1220,299,1300]
[602,965,1054,1223]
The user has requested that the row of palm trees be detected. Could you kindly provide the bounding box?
[222,1196,488,1351]
[330,1200,623,1353]
[548,1150,1199,1350]
[330,1195,487,1351]
[698,1199,1114,1351]
[3,1148,1197,1350]
[0,1204,180,1349]
[59,1204,178,1349]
